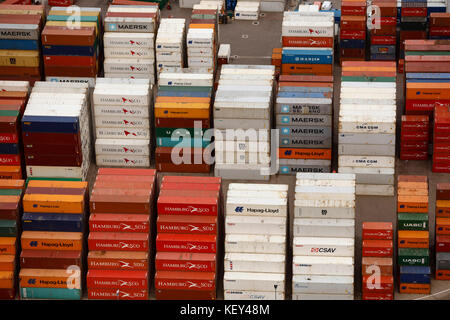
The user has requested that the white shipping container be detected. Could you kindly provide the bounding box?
[214,165,270,181]
[104,32,154,48]
[94,104,150,118]
[215,141,270,153]
[104,58,155,74]
[214,104,270,120]
[226,197,287,217]
[338,156,395,168]
[338,121,395,134]
[224,253,285,273]
[96,154,150,167]
[293,293,354,300]
[158,73,213,87]
[224,211,287,229]
[293,237,355,257]
[214,118,271,130]
[225,234,286,254]
[292,256,354,275]
[293,219,355,238]
[338,133,395,145]
[223,272,285,292]
[95,115,149,128]
[355,184,395,196]
[292,275,354,295]
[104,47,155,59]
[96,127,149,139]
[338,144,396,157]
[228,183,288,192]
[95,139,150,155]
[224,290,284,300]
[227,190,287,199]
[26,166,84,179]
[93,89,149,106]
[294,205,355,219]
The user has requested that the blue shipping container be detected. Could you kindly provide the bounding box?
[22,116,79,134]
[0,143,19,155]
[22,212,83,232]
[0,39,39,51]
[20,287,81,300]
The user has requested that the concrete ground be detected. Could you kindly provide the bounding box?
[75,0,449,300]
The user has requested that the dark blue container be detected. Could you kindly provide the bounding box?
[22,212,83,232]
[0,143,19,154]
[22,116,79,134]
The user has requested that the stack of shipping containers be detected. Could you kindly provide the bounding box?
[43,7,101,87]
[338,61,396,196]
[361,222,394,300]
[22,82,91,180]
[93,78,152,168]
[340,1,366,62]
[0,81,29,179]
[277,10,334,175]
[397,175,431,295]
[433,103,450,172]
[103,4,159,84]
[0,4,43,85]
[429,12,450,39]
[399,0,427,59]
[281,10,334,77]
[292,173,356,300]
[368,0,397,61]
[87,168,156,300]
[224,183,288,300]
[276,75,333,175]
[234,2,260,21]
[214,65,274,181]
[400,115,429,161]
[155,72,213,173]
[436,183,450,280]
[155,18,185,76]
[187,7,217,75]
[19,180,87,300]
[155,176,221,300]
[0,179,24,300]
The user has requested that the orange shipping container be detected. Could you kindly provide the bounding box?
[398,230,429,248]
[0,179,23,190]
[21,231,82,251]
[23,194,85,214]
[19,269,81,289]
[397,187,428,196]
[278,148,332,160]
[27,180,87,189]
[436,200,450,218]
[0,255,14,271]
[406,83,450,100]
[0,238,15,255]
[399,283,430,294]
[436,218,450,235]
[0,271,14,289]
[397,195,428,213]
[436,269,450,280]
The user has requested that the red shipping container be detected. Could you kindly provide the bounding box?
[362,240,393,257]
[161,176,221,185]
[433,162,450,173]
[436,183,450,200]
[155,288,216,300]
[97,168,156,176]
[401,131,429,141]
[362,292,394,300]
[88,232,149,252]
[157,195,218,216]
[0,133,18,144]
[161,182,221,192]
[0,154,20,166]
[44,55,96,67]
[340,16,366,30]
[430,27,450,37]
[400,151,428,161]
[362,222,393,240]
[87,270,148,289]
[155,271,215,291]
[340,29,366,40]
[156,233,216,253]
[95,175,155,184]
[436,270,450,280]
[20,250,81,269]
[157,215,217,234]
[88,288,148,300]
[159,189,219,199]
[0,288,15,300]
[88,251,148,271]
[155,252,216,272]
[282,36,334,48]
[362,275,394,293]
[436,235,450,252]
[401,7,427,17]
[371,36,396,45]
[89,213,150,233]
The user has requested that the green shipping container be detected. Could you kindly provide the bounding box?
[158,85,212,93]
[398,213,429,231]
[20,287,81,300]
[0,220,16,237]
[341,76,396,82]
[0,189,22,196]
[398,248,429,266]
